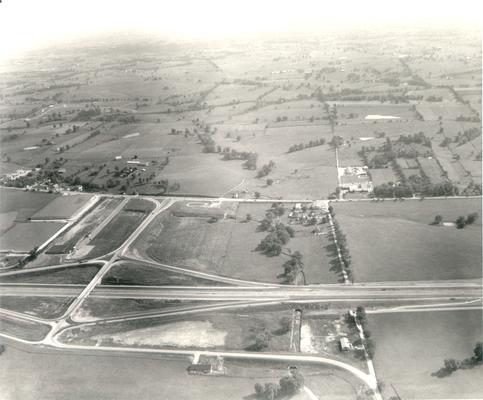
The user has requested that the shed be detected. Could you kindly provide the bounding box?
[187,363,212,375]
[339,337,352,351]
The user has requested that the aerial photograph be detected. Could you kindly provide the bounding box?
[0,0,481,399]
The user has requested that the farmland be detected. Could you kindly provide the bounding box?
[0,221,65,252]
[102,262,232,286]
[0,296,73,319]
[83,198,155,259]
[59,306,294,353]
[0,315,51,342]
[0,263,102,284]
[0,346,361,400]
[333,199,482,282]
[0,22,481,400]
[30,193,95,220]
[369,310,483,399]
[73,298,210,321]
[133,201,339,284]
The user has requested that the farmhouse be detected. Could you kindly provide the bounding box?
[187,356,225,376]
[339,337,353,351]
[339,166,373,192]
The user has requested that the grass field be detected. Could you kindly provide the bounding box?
[60,305,294,353]
[369,310,483,399]
[0,188,58,222]
[333,199,482,282]
[0,315,51,341]
[102,262,232,286]
[0,221,66,252]
[0,296,73,319]
[46,197,123,254]
[30,193,94,220]
[0,346,360,400]
[85,198,154,259]
[0,264,101,285]
[135,201,339,284]
[73,298,207,321]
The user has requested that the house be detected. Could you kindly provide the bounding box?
[340,174,373,192]
[339,337,352,351]
[187,356,225,375]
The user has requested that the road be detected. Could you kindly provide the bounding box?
[1,281,481,301]
[0,190,481,400]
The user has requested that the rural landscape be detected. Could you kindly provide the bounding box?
[0,8,482,400]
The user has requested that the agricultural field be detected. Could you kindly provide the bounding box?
[0,221,65,252]
[0,315,51,342]
[83,198,155,259]
[0,263,102,285]
[0,188,58,224]
[133,200,339,284]
[0,296,73,319]
[46,197,123,254]
[333,199,482,282]
[0,347,361,400]
[30,193,95,220]
[101,262,233,286]
[59,306,294,352]
[73,298,220,322]
[369,310,483,399]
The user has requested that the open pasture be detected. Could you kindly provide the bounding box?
[370,310,483,399]
[0,221,65,252]
[134,201,339,284]
[333,198,482,282]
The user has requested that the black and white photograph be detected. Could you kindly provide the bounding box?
[0,1,482,399]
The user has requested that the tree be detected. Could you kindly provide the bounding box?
[456,216,466,229]
[473,342,483,363]
[466,212,478,225]
[254,383,264,396]
[266,178,273,186]
[264,383,279,400]
[246,213,252,222]
[254,191,261,199]
[356,305,366,323]
[444,358,459,373]
[279,371,304,396]
[433,214,443,225]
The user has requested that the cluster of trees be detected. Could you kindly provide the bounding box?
[346,306,376,359]
[287,138,326,153]
[453,127,481,146]
[397,132,431,147]
[329,207,352,273]
[433,342,482,378]
[118,115,139,124]
[256,223,294,256]
[257,160,275,178]
[329,135,344,148]
[456,115,480,123]
[254,370,304,400]
[455,212,479,229]
[199,133,217,153]
[373,180,459,198]
[221,148,258,165]
[17,246,38,268]
[461,182,482,196]
[281,251,305,284]
[76,106,101,120]
[256,204,294,256]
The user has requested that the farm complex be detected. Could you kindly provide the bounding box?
[0,20,481,400]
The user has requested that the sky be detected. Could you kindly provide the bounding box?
[0,0,481,60]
